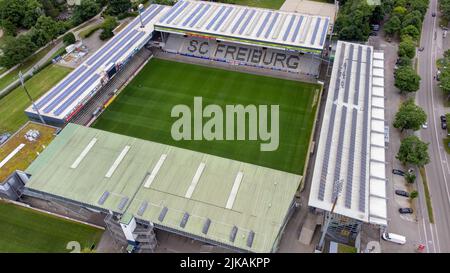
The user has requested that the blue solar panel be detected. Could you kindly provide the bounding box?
[353,46,363,105]
[36,65,88,109]
[86,5,158,66]
[283,15,296,41]
[189,4,210,27]
[333,106,347,198]
[143,5,166,25]
[213,7,233,31]
[318,104,337,201]
[310,17,321,45]
[206,6,226,30]
[166,1,189,24]
[359,47,372,213]
[256,12,272,38]
[53,31,145,115]
[182,3,204,26]
[44,29,140,113]
[291,16,304,43]
[343,44,354,103]
[239,9,255,35]
[231,8,249,34]
[264,13,279,39]
[345,109,358,209]
[158,1,183,23]
[319,18,329,46]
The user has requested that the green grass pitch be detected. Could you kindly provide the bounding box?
[93,58,320,174]
[0,201,103,252]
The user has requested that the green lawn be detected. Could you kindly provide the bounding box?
[0,201,103,253]
[0,40,61,91]
[233,0,285,9]
[0,64,72,134]
[93,58,320,174]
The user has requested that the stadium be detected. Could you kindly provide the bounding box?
[5,0,382,253]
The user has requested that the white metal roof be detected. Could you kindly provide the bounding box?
[25,5,171,122]
[308,41,387,225]
[155,0,330,53]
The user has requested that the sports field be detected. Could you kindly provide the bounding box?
[0,201,103,253]
[93,58,320,174]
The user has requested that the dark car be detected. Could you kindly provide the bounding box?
[392,169,406,176]
[399,208,414,214]
[441,115,448,129]
[419,47,425,52]
[395,190,410,197]
[432,12,436,17]
[370,31,378,36]
[442,115,447,122]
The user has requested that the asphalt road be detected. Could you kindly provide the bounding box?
[416,0,450,253]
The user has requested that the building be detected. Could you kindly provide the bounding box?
[25,1,331,125]
[23,124,302,253]
[308,41,386,243]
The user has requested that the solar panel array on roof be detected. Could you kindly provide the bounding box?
[137,201,148,216]
[202,218,211,234]
[230,226,238,242]
[247,231,255,247]
[309,41,384,224]
[158,207,168,222]
[117,196,129,211]
[26,4,169,122]
[155,0,330,53]
[98,191,110,205]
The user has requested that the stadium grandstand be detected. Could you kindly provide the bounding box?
[157,0,330,76]
[25,4,171,125]
[308,41,386,243]
[25,0,331,125]
[23,124,301,253]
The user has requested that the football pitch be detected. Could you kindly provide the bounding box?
[93,58,320,174]
[0,201,103,253]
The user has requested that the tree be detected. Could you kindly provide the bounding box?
[410,190,419,199]
[398,36,416,59]
[409,0,430,18]
[439,69,450,96]
[401,25,420,41]
[0,0,43,31]
[392,6,407,19]
[384,15,401,36]
[0,35,37,68]
[405,172,416,183]
[72,0,100,25]
[108,0,132,16]
[393,99,427,131]
[402,10,423,30]
[398,56,412,67]
[396,136,430,167]
[99,16,118,40]
[35,16,60,42]
[395,65,421,93]
[334,0,373,41]
[63,32,76,45]
[441,0,450,21]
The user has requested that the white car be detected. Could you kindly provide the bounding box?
[422,122,428,129]
[382,233,406,245]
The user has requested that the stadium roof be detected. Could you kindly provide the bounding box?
[154,0,330,53]
[308,41,387,225]
[25,4,170,122]
[25,124,301,252]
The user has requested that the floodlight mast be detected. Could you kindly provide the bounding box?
[316,179,343,252]
[19,71,46,125]
[138,4,145,28]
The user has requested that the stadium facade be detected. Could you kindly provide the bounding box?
[25,1,331,125]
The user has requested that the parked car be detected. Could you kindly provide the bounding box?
[382,233,406,245]
[395,190,410,197]
[422,122,428,129]
[370,31,378,36]
[399,208,414,214]
[419,47,425,52]
[392,169,406,176]
[441,115,447,129]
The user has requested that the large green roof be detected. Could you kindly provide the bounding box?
[25,124,301,252]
